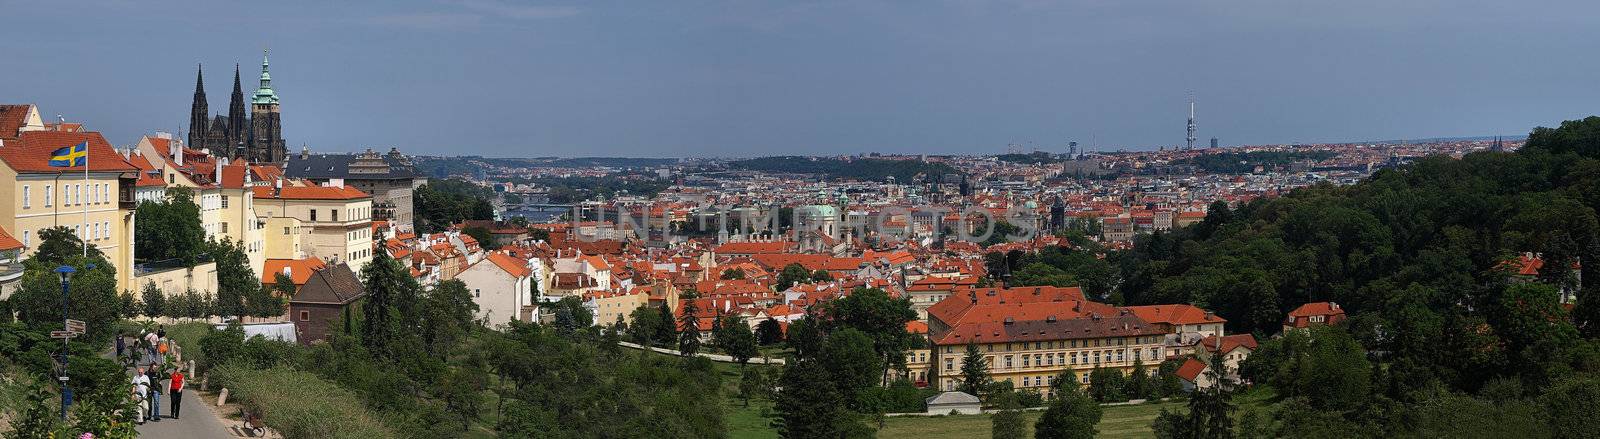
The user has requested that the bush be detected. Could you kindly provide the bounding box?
[211,364,397,438]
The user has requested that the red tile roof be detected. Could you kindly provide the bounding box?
[1199,334,1258,354]
[713,241,792,255]
[262,257,329,285]
[0,104,33,139]
[0,131,137,173]
[1175,357,1207,383]
[0,226,23,251]
[1123,304,1227,326]
[484,252,532,278]
[251,184,370,200]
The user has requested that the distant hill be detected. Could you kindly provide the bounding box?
[727,156,960,182]
[1173,150,1336,173]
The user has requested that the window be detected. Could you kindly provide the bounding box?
[945,359,953,370]
[220,222,228,233]
[22,185,30,208]
[1004,355,1013,369]
[331,209,338,222]
[310,210,317,221]
[21,231,29,246]
[299,311,310,321]
[44,185,52,206]
[283,227,290,235]
[221,195,229,209]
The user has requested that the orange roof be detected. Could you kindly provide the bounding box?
[252,184,370,200]
[0,104,31,139]
[484,252,533,278]
[0,226,23,251]
[1286,302,1344,318]
[1199,334,1258,354]
[1123,304,1226,326]
[1175,357,1207,382]
[752,254,867,272]
[0,131,137,173]
[714,241,792,255]
[262,257,328,285]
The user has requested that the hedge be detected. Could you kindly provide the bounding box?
[211,364,395,438]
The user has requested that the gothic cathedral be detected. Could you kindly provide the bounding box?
[188,50,286,164]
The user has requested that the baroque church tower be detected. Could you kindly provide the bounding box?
[249,50,286,163]
[186,49,287,164]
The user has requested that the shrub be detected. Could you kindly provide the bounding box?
[211,364,397,438]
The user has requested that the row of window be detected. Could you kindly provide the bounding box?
[307,206,372,223]
[942,336,1159,356]
[348,248,371,262]
[16,222,113,247]
[347,228,370,242]
[19,183,114,209]
[943,347,1162,372]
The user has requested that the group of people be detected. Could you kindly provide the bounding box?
[117,326,185,425]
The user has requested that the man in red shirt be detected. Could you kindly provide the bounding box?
[168,370,185,419]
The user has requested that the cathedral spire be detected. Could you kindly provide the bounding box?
[252,48,278,105]
[188,64,209,149]
[228,63,248,152]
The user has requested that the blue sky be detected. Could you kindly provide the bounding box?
[2,0,1597,157]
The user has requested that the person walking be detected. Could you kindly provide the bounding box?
[131,383,147,424]
[115,332,125,358]
[144,331,159,358]
[131,366,151,423]
[146,364,163,421]
[168,368,185,419]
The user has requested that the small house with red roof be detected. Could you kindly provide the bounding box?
[1283,302,1347,333]
[458,251,540,328]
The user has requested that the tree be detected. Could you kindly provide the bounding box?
[1525,115,1600,158]
[653,302,677,347]
[992,391,1027,439]
[810,269,832,282]
[775,263,812,291]
[716,315,758,367]
[626,305,662,346]
[434,362,488,431]
[198,321,247,371]
[721,268,746,280]
[133,187,205,264]
[463,226,496,250]
[959,342,990,397]
[820,287,919,385]
[1035,387,1101,439]
[773,359,868,439]
[421,279,479,355]
[1087,367,1127,403]
[9,242,121,343]
[820,328,883,410]
[1125,357,1151,400]
[1159,353,1238,439]
[738,368,769,408]
[678,300,702,356]
[140,281,166,318]
[360,248,422,360]
[756,318,784,345]
[209,238,254,317]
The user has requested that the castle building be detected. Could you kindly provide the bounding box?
[188,50,287,164]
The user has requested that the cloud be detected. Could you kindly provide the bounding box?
[367,12,484,30]
[455,0,581,19]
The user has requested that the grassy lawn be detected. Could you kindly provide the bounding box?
[878,400,1185,439]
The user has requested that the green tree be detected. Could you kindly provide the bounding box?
[821,287,919,385]
[775,263,812,291]
[133,187,205,264]
[9,246,121,343]
[721,268,746,280]
[627,305,663,346]
[773,359,869,439]
[1035,387,1101,439]
[1525,115,1600,158]
[716,314,759,367]
[756,318,784,345]
[960,342,991,397]
[209,238,254,317]
[820,328,883,410]
[421,279,479,355]
[992,391,1027,439]
[463,226,496,250]
[140,281,166,318]
[678,299,702,356]
[360,248,422,360]
[1087,367,1127,403]
[653,302,677,347]
[199,321,247,371]
[738,367,769,408]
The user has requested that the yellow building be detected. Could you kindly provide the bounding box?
[924,287,1171,399]
[0,130,140,292]
[132,134,267,277]
[253,182,374,272]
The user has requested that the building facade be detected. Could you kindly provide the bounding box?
[283,148,424,232]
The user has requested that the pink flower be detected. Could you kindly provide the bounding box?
[80,433,95,439]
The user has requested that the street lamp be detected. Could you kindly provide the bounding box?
[54,265,75,421]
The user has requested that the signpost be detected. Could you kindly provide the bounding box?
[64,319,85,335]
[50,330,78,339]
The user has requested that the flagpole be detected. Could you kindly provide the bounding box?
[82,141,88,258]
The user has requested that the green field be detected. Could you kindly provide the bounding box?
[877,400,1183,439]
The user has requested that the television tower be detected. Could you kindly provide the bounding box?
[1185,96,1197,151]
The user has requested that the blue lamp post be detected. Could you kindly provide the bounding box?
[54,265,75,421]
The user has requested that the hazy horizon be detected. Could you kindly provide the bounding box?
[4,0,1596,157]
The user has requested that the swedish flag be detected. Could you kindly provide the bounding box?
[49,142,88,167]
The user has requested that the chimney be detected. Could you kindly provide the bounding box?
[171,139,183,166]
[215,158,224,184]
[283,266,292,277]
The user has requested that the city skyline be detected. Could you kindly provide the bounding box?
[3,0,1598,157]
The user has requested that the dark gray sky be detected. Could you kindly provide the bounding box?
[4,0,1597,157]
